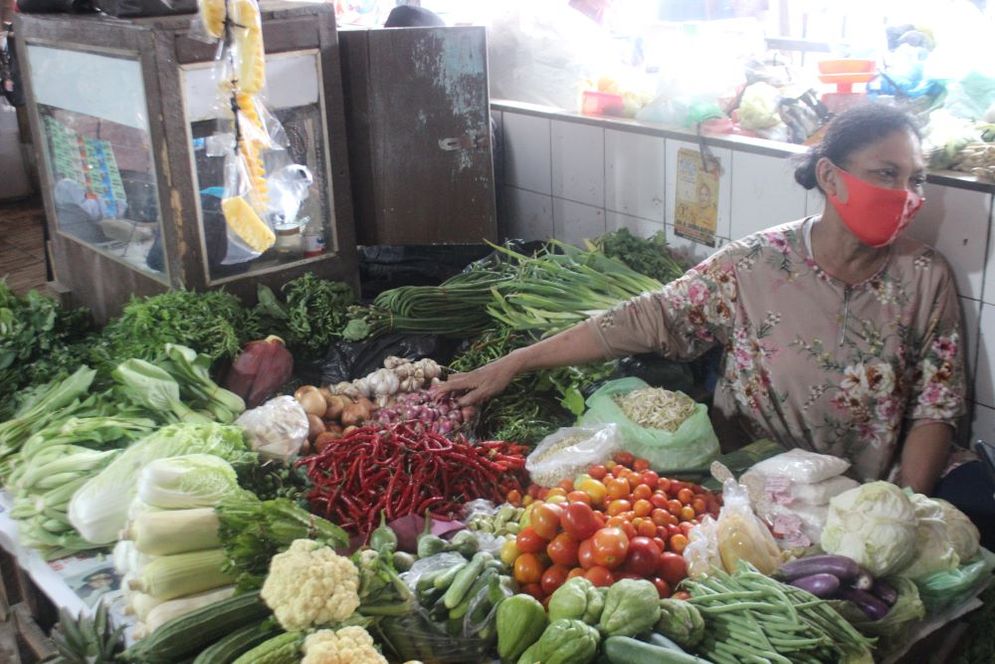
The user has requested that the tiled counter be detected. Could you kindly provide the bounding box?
[492,100,995,446]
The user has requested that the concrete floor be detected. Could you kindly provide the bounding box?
[0,196,48,296]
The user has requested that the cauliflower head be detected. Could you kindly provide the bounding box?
[260,538,360,630]
[301,626,387,664]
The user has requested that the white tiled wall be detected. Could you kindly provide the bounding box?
[499,109,995,441]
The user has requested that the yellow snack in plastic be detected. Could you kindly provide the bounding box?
[198,0,225,39]
[234,0,265,94]
[236,92,264,133]
[239,140,268,205]
[221,196,275,253]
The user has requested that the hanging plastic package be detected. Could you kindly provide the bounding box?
[577,377,718,472]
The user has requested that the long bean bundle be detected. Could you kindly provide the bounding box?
[487,241,663,334]
[685,563,875,663]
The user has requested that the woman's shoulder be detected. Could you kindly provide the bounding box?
[888,235,957,289]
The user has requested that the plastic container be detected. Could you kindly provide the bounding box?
[817,59,875,75]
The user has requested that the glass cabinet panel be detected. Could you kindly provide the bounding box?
[26,44,167,282]
[181,51,337,285]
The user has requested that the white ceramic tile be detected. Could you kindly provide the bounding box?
[975,303,995,408]
[979,193,995,304]
[805,188,825,218]
[606,211,665,239]
[553,198,606,246]
[605,130,665,222]
[491,110,504,185]
[729,151,808,241]
[665,223,728,268]
[665,139,733,240]
[906,183,989,302]
[961,296,981,388]
[551,121,605,208]
[971,402,995,444]
[502,112,551,195]
[502,186,554,241]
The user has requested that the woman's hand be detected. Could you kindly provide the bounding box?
[435,354,522,406]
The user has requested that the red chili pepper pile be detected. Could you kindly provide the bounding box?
[297,423,529,541]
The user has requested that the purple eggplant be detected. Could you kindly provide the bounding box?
[788,573,841,598]
[777,554,865,583]
[838,586,890,621]
[870,579,898,607]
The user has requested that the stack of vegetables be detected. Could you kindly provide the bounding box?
[503,452,719,602]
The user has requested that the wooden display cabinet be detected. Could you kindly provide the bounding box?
[15,2,357,321]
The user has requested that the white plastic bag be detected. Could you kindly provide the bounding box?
[715,479,782,575]
[747,448,850,484]
[526,424,622,487]
[235,395,309,462]
[684,515,721,579]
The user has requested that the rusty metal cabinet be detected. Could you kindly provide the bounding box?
[15,2,357,321]
[339,26,497,246]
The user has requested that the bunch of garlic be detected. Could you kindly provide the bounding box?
[328,357,442,406]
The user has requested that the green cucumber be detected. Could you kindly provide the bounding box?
[604,636,716,664]
[433,562,466,590]
[443,552,491,609]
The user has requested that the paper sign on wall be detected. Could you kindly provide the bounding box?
[674,147,719,247]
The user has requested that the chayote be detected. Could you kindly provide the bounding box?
[656,598,705,648]
[598,578,661,637]
[548,577,605,625]
[533,619,600,664]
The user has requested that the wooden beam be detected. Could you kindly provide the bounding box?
[13,603,56,661]
[0,620,22,664]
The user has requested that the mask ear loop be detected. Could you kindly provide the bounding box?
[695,122,719,175]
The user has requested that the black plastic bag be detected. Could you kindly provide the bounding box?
[317,333,464,386]
[358,244,494,299]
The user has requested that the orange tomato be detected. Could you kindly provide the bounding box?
[656,477,672,493]
[558,479,575,493]
[632,457,650,472]
[669,533,689,554]
[585,566,615,587]
[567,491,592,505]
[506,489,522,506]
[651,492,671,509]
[591,527,629,569]
[692,498,707,515]
[607,499,631,517]
[631,484,653,501]
[679,505,696,522]
[567,567,586,579]
[546,487,567,498]
[620,521,637,540]
[667,499,684,516]
[530,503,563,540]
[606,515,627,530]
[677,488,695,504]
[651,508,671,527]
[514,553,545,585]
[576,478,608,506]
[606,477,631,501]
[637,520,657,538]
[633,499,652,518]
[639,470,660,487]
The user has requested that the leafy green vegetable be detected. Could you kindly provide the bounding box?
[94,290,257,372]
[137,453,243,509]
[113,359,212,424]
[592,228,687,284]
[254,274,355,357]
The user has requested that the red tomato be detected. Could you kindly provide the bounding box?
[541,564,571,595]
[567,567,586,579]
[657,552,688,586]
[651,577,673,598]
[677,487,695,505]
[665,524,682,538]
[656,477,672,493]
[521,582,544,599]
[578,539,597,569]
[567,491,592,505]
[633,499,652,518]
[667,499,684,515]
[547,533,580,567]
[620,521,637,540]
[592,527,629,569]
[679,522,695,536]
[614,451,635,467]
[640,470,660,487]
[691,497,707,515]
[514,553,545,585]
[653,536,668,552]
[669,534,689,554]
[506,489,523,507]
[624,536,662,577]
[631,484,653,501]
[632,457,650,472]
[651,492,671,509]
[588,464,608,480]
[530,503,563,540]
[562,502,600,541]
[516,527,548,554]
[559,479,575,493]
[584,566,615,587]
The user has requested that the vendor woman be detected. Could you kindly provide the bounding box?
[441,104,994,545]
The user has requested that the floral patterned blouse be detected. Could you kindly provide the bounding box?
[586,218,966,482]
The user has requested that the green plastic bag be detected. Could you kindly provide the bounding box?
[577,377,719,472]
[915,547,995,614]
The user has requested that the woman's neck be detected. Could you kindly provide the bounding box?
[810,208,890,285]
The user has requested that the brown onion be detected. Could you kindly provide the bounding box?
[307,413,326,441]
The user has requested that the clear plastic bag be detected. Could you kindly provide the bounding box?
[684,515,721,579]
[746,448,850,484]
[577,378,718,472]
[915,547,995,614]
[234,395,309,462]
[526,424,622,487]
[715,479,782,575]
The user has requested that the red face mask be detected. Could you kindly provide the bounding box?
[827,165,924,248]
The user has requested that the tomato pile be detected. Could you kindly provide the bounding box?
[502,452,721,602]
